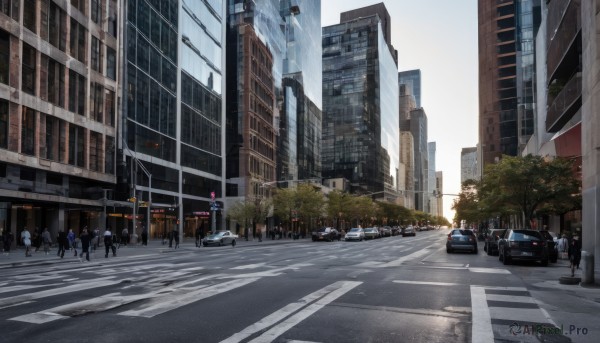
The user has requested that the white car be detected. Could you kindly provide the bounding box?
[345,228,364,241]
[202,231,238,247]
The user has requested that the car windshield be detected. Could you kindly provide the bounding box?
[349,228,361,232]
[539,231,553,240]
[317,228,328,232]
[451,230,473,236]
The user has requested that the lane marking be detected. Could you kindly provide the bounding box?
[488,307,549,323]
[485,294,535,303]
[248,281,362,343]
[231,263,266,270]
[119,278,259,318]
[468,267,510,274]
[470,286,494,343]
[0,283,64,294]
[220,281,359,343]
[393,280,461,287]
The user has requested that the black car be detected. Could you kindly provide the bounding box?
[498,229,549,266]
[484,229,506,256]
[539,230,558,263]
[312,227,338,242]
[446,229,478,253]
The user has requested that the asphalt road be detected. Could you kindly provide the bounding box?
[0,230,594,342]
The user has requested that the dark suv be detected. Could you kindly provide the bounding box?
[484,229,506,256]
[498,229,549,266]
[312,227,338,242]
[539,230,558,263]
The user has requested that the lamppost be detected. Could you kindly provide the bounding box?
[124,143,152,243]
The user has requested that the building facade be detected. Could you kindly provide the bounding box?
[460,147,478,183]
[427,141,437,215]
[478,0,541,170]
[400,107,428,211]
[122,0,226,239]
[322,8,400,200]
[1,0,120,245]
[435,171,443,218]
[398,69,421,108]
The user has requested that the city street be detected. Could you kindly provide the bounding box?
[0,231,598,343]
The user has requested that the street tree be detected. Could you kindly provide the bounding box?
[325,190,354,229]
[478,154,581,228]
[226,200,256,235]
[452,179,486,227]
[272,187,296,232]
[296,184,326,233]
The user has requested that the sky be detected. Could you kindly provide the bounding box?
[321,0,479,221]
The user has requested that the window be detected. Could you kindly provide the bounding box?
[91,36,103,73]
[23,0,36,33]
[70,19,87,63]
[44,115,59,160]
[108,0,117,37]
[1,0,20,21]
[105,136,114,174]
[21,107,36,155]
[68,70,86,116]
[59,120,67,162]
[89,131,102,172]
[46,2,67,51]
[47,58,65,108]
[91,0,102,24]
[0,99,7,149]
[0,29,8,85]
[71,0,86,13]
[105,89,115,127]
[22,44,36,95]
[106,46,116,80]
[90,82,104,123]
[68,124,85,167]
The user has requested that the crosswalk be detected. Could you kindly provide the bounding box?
[0,248,567,342]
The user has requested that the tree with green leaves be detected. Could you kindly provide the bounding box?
[452,179,486,227]
[226,200,256,235]
[477,155,581,228]
[296,184,326,233]
[325,190,354,229]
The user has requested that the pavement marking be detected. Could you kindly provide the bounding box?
[220,281,360,343]
[231,263,266,270]
[488,307,549,323]
[247,281,362,343]
[485,294,536,303]
[468,267,511,274]
[0,283,64,294]
[393,280,462,287]
[119,277,259,318]
[470,286,495,343]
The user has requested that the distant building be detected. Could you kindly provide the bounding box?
[322,4,400,201]
[435,171,444,218]
[401,108,428,211]
[461,147,479,183]
[428,142,437,215]
[398,70,422,108]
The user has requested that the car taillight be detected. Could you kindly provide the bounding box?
[509,241,519,248]
[468,237,474,242]
[532,241,538,246]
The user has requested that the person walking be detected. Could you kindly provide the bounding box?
[195,225,201,247]
[141,226,148,246]
[172,228,179,249]
[569,234,582,277]
[121,228,129,246]
[67,229,76,255]
[41,227,52,255]
[3,230,13,256]
[21,227,32,257]
[79,229,91,262]
[557,234,569,259]
[104,229,117,258]
[56,229,67,258]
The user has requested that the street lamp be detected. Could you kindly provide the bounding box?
[123,143,152,243]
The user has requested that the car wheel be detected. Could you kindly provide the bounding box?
[503,253,511,265]
[446,247,452,253]
[219,239,223,246]
[499,249,504,261]
[473,247,478,254]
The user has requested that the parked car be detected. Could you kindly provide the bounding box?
[202,231,237,247]
[484,229,506,256]
[446,229,478,253]
[391,226,401,236]
[312,227,339,242]
[402,226,416,237]
[498,229,549,266]
[345,228,364,241]
[363,228,379,240]
[539,230,558,263]
[380,226,392,237]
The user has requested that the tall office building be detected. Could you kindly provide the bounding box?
[322,4,400,200]
[279,0,322,184]
[0,1,120,243]
[400,108,428,211]
[435,171,443,218]
[122,0,226,239]
[478,0,541,170]
[398,84,416,209]
[427,141,437,215]
[460,147,479,183]
[398,69,421,108]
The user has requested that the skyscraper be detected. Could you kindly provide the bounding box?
[123,0,226,238]
[322,4,399,200]
[0,0,119,241]
[401,108,428,211]
[428,141,437,215]
[478,0,541,169]
[398,69,422,108]
[460,147,479,183]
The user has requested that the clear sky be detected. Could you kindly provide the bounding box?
[321,0,479,222]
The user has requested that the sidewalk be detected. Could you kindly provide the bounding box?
[0,236,309,269]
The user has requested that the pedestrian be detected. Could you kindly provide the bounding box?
[104,228,117,258]
[569,234,582,277]
[244,227,249,241]
[121,228,129,246]
[56,229,67,258]
[168,229,174,248]
[21,227,32,257]
[33,227,41,252]
[195,225,201,247]
[3,230,13,256]
[79,229,91,262]
[141,226,148,246]
[67,229,76,253]
[94,228,101,249]
[557,234,569,259]
[41,227,52,255]
[172,228,179,249]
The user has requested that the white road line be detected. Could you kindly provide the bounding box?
[468,267,510,274]
[0,283,63,294]
[488,307,549,323]
[393,280,461,287]
[248,281,362,343]
[0,278,119,310]
[382,247,433,267]
[480,286,527,291]
[485,294,536,303]
[220,281,357,343]
[470,286,495,343]
[119,277,259,318]
[231,263,266,270]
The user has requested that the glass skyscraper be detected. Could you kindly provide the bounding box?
[322,11,400,199]
[123,0,225,239]
[398,69,422,108]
